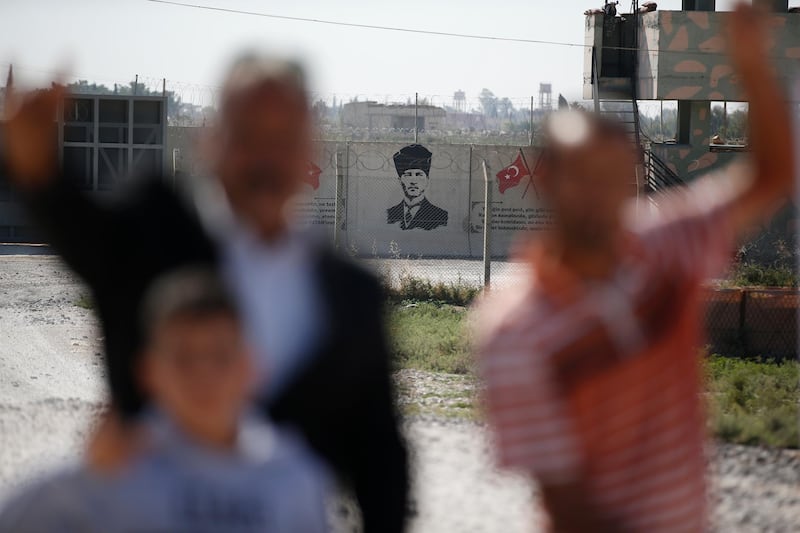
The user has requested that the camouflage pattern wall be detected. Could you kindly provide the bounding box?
[586,10,800,180]
[637,10,800,100]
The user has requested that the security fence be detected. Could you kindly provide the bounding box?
[705,288,798,360]
[175,131,551,288]
[283,140,549,289]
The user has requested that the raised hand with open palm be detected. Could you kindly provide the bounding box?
[3,69,64,189]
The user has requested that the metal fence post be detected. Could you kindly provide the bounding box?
[739,288,748,356]
[344,141,350,252]
[529,95,534,146]
[482,160,492,288]
[414,92,419,143]
[591,47,600,114]
[333,149,343,250]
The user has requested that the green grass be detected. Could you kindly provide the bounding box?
[389,304,800,448]
[386,275,481,307]
[388,302,473,374]
[704,356,799,448]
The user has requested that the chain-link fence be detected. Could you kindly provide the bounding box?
[164,129,543,290]
[282,140,545,291]
[704,287,798,359]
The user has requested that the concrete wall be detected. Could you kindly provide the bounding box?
[650,94,739,180]
[586,11,800,100]
[294,141,550,258]
[159,131,555,258]
[652,142,738,182]
[639,10,800,100]
[341,102,447,131]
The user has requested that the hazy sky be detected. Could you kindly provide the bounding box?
[1,0,742,107]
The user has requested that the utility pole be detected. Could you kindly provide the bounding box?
[482,160,492,288]
[529,95,534,146]
[334,150,343,250]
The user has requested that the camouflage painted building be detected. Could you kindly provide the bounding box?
[584,0,800,181]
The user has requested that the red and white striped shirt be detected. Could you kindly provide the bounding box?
[477,176,740,532]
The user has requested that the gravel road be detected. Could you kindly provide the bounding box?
[0,255,798,532]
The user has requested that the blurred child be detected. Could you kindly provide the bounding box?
[0,269,330,532]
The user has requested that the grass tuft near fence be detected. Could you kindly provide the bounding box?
[385,274,481,307]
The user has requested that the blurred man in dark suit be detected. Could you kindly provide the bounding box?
[1,54,408,533]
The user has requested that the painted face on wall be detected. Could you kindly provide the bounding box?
[399,168,429,201]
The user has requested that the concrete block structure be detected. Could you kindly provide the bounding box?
[584,0,800,181]
[341,101,446,132]
[0,94,167,241]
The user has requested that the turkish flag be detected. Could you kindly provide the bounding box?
[305,161,322,190]
[495,154,530,194]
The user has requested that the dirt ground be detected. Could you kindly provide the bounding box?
[0,255,798,532]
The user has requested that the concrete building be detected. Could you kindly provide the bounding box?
[583,0,800,182]
[341,101,446,132]
[0,94,167,241]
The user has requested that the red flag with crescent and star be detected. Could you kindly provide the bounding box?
[496,153,530,194]
[305,161,322,190]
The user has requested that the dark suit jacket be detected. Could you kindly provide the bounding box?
[15,173,408,533]
[387,198,448,230]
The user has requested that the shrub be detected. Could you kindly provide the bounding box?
[727,263,797,288]
[386,274,481,307]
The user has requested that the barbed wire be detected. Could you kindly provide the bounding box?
[1,62,752,146]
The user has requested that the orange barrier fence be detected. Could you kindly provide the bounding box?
[704,288,798,359]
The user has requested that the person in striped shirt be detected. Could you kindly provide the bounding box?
[476,5,794,532]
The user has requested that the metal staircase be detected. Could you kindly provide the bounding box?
[643,148,685,193]
[598,99,641,148]
[592,1,685,196]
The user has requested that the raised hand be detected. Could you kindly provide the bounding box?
[3,80,64,189]
[727,2,770,79]
[723,2,794,232]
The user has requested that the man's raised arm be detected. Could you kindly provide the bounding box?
[725,3,795,233]
[2,84,118,284]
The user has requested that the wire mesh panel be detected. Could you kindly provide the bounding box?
[704,288,745,356]
[292,141,341,243]
[342,142,471,258]
[470,146,549,254]
[704,288,798,359]
[743,289,798,359]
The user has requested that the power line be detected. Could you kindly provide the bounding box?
[144,0,589,49]
[143,0,795,61]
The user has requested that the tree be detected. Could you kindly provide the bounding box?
[312,99,328,123]
[709,105,748,144]
[478,88,498,118]
[497,97,514,119]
